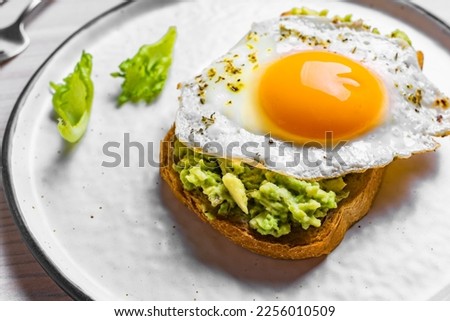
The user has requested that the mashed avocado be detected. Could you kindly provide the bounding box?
[285,7,329,17]
[173,140,349,238]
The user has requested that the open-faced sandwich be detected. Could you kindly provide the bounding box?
[160,8,450,259]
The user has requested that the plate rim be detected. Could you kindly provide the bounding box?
[1,0,450,301]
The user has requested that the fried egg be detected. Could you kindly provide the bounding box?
[175,13,450,179]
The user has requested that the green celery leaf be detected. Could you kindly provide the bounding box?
[111,26,177,106]
[50,51,94,143]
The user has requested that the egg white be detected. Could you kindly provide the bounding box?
[175,14,450,179]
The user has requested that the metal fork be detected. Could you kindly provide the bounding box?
[0,0,44,63]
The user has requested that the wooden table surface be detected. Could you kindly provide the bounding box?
[0,0,448,301]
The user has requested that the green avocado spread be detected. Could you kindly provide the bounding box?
[173,140,349,238]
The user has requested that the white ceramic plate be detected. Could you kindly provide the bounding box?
[3,0,450,300]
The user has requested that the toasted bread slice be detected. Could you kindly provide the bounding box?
[160,125,385,259]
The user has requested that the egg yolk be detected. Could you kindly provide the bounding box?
[258,51,387,143]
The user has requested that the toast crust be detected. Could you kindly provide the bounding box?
[160,125,385,259]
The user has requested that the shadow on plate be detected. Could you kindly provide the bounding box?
[369,150,439,218]
[160,181,324,286]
